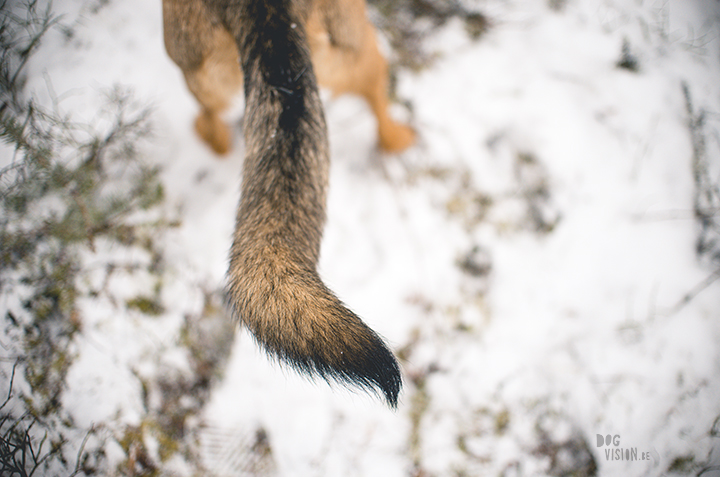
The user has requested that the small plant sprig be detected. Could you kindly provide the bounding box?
[0,0,60,117]
[683,83,720,266]
[0,367,63,477]
[672,83,720,313]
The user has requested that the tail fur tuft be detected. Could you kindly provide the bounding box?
[226,264,401,407]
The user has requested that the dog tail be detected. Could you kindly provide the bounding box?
[214,0,401,407]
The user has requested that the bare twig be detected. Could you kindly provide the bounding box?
[668,270,720,315]
[679,82,720,311]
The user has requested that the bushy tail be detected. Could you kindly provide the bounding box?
[212,0,401,407]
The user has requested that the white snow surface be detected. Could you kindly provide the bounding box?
[11,0,720,475]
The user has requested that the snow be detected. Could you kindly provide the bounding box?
[7,0,720,475]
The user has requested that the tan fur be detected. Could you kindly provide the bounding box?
[163,0,414,154]
[162,0,406,406]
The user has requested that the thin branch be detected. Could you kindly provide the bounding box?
[668,270,720,315]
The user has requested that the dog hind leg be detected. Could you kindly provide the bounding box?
[307,0,415,153]
[163,0,242,155]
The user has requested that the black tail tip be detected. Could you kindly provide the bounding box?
[335,333,403,409]
[273,327,403,408]
[376,352,402,409]
[363,359,402,409]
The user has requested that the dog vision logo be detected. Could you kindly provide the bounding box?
[596,434,659,463]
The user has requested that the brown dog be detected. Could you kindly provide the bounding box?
[163,0,414,407]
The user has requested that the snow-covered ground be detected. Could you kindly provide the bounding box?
[7,0,720,475]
